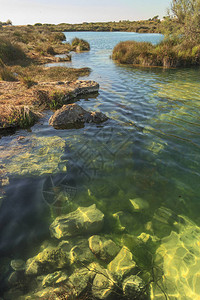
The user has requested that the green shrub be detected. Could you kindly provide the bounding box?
[71,38,90,51]
[112,40,200,68]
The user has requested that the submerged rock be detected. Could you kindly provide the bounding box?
[42,270,68,287]
[69,238,95,266]
[50,204,104,239]
[10,259,26,271]
[129,197,149,211]
[108,246,137,280]
[92,265,116,300]
[2,135,67,177]
[67,267,92,297]
[122,275,146,299]
[49,103,108,129]
[151,214,200,300]
[26,246,68,276]
[88,235,120,262]
[152,206,179,238]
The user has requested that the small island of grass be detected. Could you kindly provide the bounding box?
[112,0,200,68]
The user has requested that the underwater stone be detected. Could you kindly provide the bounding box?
[151,214,200,299]
[122,275,146,299]
[10,259,26,271]
[50,204,104,239]
[26,246,68,276]
[69,238,95,266]
[49,103,108,129]
[152,206,179,238]
[3,135,67,177]
[129,198,149,211]
[67,267,93,297]
[88,235,120,262]
[107,246,136,280]
[92,267,115,300]
[42,270,68,287]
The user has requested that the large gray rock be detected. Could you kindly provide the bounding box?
[122,275,146,299]
[107,246,137,280]
[88,235,120,262]
[49,103,108,129]
[50,204,104,239]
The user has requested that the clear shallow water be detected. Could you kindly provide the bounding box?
[0,32,200,298]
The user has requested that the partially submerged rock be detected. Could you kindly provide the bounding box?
[50,204,104,239]
[49,103,109,129]
[108,246,137,280]
[88,235,120,262]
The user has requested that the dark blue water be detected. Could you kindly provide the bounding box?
[0,31,200,298]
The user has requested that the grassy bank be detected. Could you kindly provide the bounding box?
[0,26,92,131]
[112,40,200,68]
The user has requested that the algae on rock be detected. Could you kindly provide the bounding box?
[2,135,67,177]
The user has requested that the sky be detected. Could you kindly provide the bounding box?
[0,0,171,25]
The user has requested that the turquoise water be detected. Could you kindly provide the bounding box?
[0,32,200,298]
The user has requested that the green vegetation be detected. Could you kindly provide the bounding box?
[32,19,162,33]
[112,40,200,68]
[112,0,200,68]
[71,37,90,51]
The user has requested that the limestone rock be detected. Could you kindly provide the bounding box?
[68,267,92,297]
[26,246,68,276]
[42,270,68,287]
[50,204,104,239]
[129,198,149,211]
[92,267,115,300]
[122,275,146,299]
[88,235,120,262]
[69,238,95,266]
[49,103,108,129]
[108,246,137,280]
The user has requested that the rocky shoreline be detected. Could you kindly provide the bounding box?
[0,79,101,132]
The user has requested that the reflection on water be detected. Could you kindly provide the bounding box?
[0,32,200,299]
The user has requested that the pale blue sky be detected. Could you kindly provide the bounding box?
[0,0,171,25]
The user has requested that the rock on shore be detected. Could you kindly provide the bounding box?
[49,103,109,129]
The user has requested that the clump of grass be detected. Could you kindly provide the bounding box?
[2,106,37,129]
[49,91,65,109]
[112,39,200,68]
[0,38,26,64]
[71,38,90,51]
[20,75,37,88]
[0,59,17,81]
[0,67,17,81]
